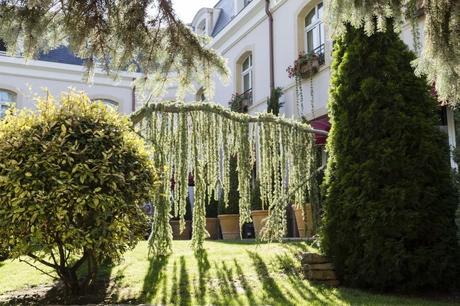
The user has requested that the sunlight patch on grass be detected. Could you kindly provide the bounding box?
[0,241,455,305]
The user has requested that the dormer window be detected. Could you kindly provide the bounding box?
[304,2,324,54]
[197,20,206,35]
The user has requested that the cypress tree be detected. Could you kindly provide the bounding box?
[321,23,459,290]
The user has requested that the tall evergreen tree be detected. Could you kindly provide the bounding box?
[321,23,459,290]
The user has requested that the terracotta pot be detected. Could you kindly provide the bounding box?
[293,204,313,237]
[206,217,220,240]
[251,210,269,238]
[170,220,192,240]
[218,214,240,240]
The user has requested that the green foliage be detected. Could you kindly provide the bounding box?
[136,101,316,253]
[0,1,227,100]
[251,179,263,211]
[325,0,460,106]
[266,87,284,116]
[205,192,219,218]
[0,91,158,294]
[321,23,459,291]
[219,157,239,215]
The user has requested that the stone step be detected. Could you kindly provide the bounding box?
[304,263,335,270]
[304,268,337,280]
[300,252,329,265]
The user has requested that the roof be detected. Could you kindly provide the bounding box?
[38,46,84,66]
[211,0,235,37]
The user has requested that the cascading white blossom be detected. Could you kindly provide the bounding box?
[132,101,320,254]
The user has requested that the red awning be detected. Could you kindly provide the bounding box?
[310,115,330,145]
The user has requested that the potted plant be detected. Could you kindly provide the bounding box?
[293,191,314,238]
[218,157,240,240]
[250,179,268,239]
[205,192,220,240]
[170,196,193,240]
[287,52,320,80]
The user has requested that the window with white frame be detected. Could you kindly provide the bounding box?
[241,54,252,94]
[93,98,119,110]
[0,89,16,118]
[304,2,324,54]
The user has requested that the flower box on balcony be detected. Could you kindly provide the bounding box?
[287,53,321,80]
[298,55,320,79]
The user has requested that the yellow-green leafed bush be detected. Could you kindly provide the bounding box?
[0,91,158,295]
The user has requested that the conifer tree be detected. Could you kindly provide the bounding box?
[321,22,459,290]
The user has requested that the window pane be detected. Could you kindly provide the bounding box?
[319,23,325,45]
[242,55,251,71]
[318,2,324,19]
[0,89,16,118]
[306,29,314,52]
[305,9,316,27]
[243,73,251,92]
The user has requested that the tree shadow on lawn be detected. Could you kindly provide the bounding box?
[138,255,169,303]
[1,259,117,305]
[195,249,210,305]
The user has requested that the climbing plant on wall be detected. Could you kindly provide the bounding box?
[132,102,320,255]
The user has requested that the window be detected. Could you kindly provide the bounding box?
[304,2,324,54]
[244,0,253,7]
[196,87,206,102]
[0,89,16,118]
[93,98,119,110]
[241,54,252,94]
[197,20,206,35]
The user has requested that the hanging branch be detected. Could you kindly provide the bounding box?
[133,101,326,253]
[325,0,460,105]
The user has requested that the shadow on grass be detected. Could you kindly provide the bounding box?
[138,255,169,303]
[194,249,210,305]
[169,256,191,306]
[273,252,337,304]
[247,251,295,306]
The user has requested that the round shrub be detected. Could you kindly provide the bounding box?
[0,92,158,294]
[321,23,459,290]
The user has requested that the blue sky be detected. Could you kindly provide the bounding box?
[172,0,218,23]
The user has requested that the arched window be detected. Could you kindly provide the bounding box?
[304,2,324,54]
[93,98,119,110]
[0,89,16,118]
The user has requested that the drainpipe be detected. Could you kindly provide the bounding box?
[265,0,275,94]
[131,77,136,112]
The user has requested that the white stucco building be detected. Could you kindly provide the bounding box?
[184,0,459,167]
[0,46,137,117]
[0,0,458,167]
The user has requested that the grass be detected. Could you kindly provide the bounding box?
[0,240,457,305]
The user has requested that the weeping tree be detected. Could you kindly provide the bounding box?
[325,0,460,106]
[321,22,459,290]
[0,0,227,98]
[132,102,321,255]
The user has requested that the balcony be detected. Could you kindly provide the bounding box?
[229,89,253,113]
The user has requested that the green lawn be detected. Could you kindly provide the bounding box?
[0,241,456,305]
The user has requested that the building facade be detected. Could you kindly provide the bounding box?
[0,46,137,117]
[187,0,459,168]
